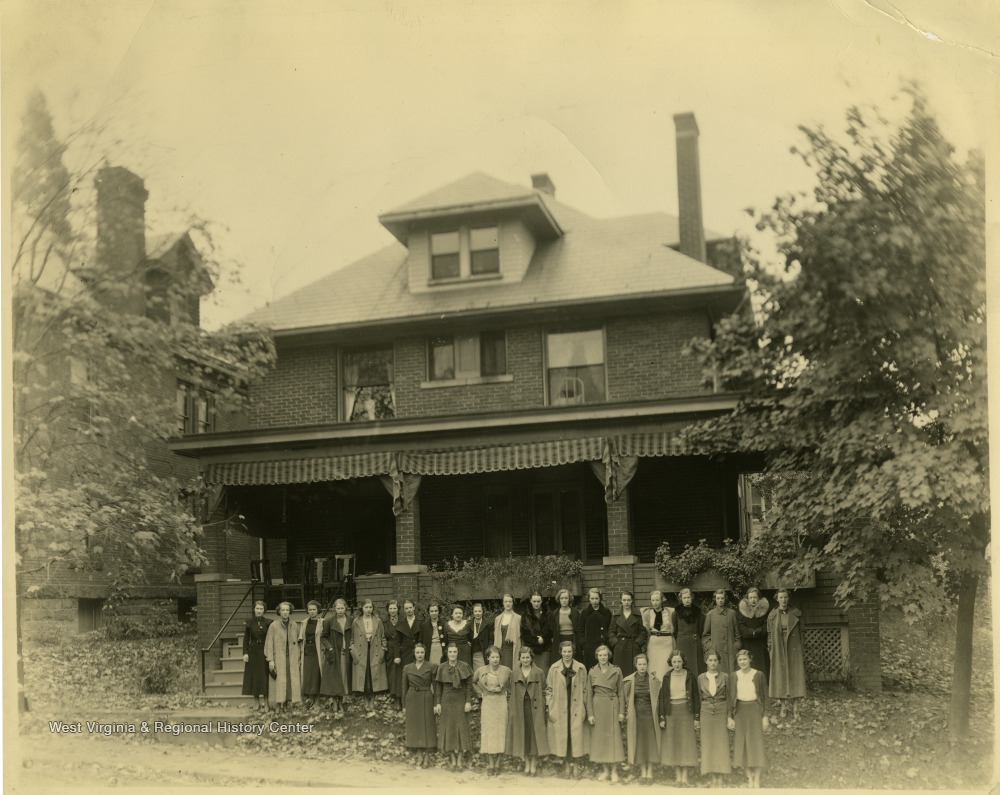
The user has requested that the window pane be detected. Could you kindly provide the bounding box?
[546,329,604,368]
[429,336,455,380]
[548,364,606,404]
[456,334,478,375]
[431,231,460,254]
[176,384,189,432]
[470,248,499,275]
[470,226,497,250]
[432,253,460,279]
[343,348,392,387]
[480,330,507,376]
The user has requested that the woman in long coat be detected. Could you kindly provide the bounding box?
[699,650,732,786]
[320,597,352,718]
[493,593,522,669]
[577,588,613,669]
[671,588,705,675]
[506,646,549,776]
[385,599,403,711]
[299,600,324,707]
[657,649,700,786]
[623,652,661,785]
[737,588,770,683]
[472,645,512,776]
[609,591,648,677]
[434,642,474,770]
[264,601,303,711]
[350,598,388,715]
[642,590,674,680]
[586,644,626,783]
[242,600,271,710]
[703,588,741,673]
[545,640,590,778]
[520,591,553,674]
[728,648,768,788]
[767,588,806,719]
[396,599,421,696]
[401,641,437,768]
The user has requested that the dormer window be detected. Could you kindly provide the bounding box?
[429,225,499,282]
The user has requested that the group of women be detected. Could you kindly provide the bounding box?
[241,585,806,787]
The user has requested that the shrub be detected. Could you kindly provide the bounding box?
[103,605,196,641]
[136,656,178,694]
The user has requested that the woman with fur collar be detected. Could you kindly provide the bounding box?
[737,588,770,682]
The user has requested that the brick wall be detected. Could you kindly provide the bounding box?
[244,343,339,427]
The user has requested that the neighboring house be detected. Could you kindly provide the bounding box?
[16,166,252,639]
[173,114,880,691]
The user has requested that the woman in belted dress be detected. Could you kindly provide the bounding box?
[264,601,302,711]
[643,590,674,680]
[434,642,474,770]
[472,645,511,776]
[444,604,473,667]
[587,644,626,783]
[506,646,549,776]
[657,649,700,786]
[493,593,521,669]
[672,587,705,675]
[401,641,437,768]
[241,600,271,710]
[623,652,661,785]
[320,597,351,718]
[699,649,732,786]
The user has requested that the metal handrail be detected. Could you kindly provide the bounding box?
[199,581,257,694]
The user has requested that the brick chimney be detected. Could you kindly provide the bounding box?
[673,113,706,263]
[94,166,148,314]
[531,172,556,197]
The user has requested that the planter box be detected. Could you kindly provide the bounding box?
[761,568,816,590]
[435,574,583,602]
[654,568,730,594]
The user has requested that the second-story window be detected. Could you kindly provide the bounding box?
[546,328,606,405]
[429,331,506,380]
[430,225,500,281]
[342,346,395,421]
[177,382,216,434]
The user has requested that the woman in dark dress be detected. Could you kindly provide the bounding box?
[241,600,271,710]
[506,646,549,776]
[385,599,403,711]
[433,642,474,770]
[672,587,706,675]
[300,600,323,707]
[320,597,352,718]
[396,598,421,707]
[444,604,472,666]
[623,652,661,785]
[737,587,770,683]
[402,642,438,767]
[469,602,490,672]
[521,591,553,674]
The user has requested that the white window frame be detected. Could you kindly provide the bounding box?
[543,326,608,406]
[428,223,500,283]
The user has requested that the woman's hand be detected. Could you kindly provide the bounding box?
[727,717,736,731]
[658,719,665,729]
[433,704,441,716]
[394,657,401,665]
[242,654,249,663]
[617,713,625,724]
[588,716,596,726]
[269,661,276,672]
[762,716,770,731]
[464,702,472,713]
[694,720,701,730]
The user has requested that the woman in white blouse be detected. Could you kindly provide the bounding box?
[698,650,731,786]
[493,592,521,669]
[643,590,675,679]
[727,648,769,788]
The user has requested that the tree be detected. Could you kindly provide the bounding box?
[12,92,276,611]
[685,89,987,738]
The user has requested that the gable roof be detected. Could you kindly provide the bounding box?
[244,174,738,333]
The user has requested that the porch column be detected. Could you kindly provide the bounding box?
[603,486,638,597]
[391,493,425,600]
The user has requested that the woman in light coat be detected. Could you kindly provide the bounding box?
[587,644,626,782]
[493,592,522,669]
[545,640,590,778]
[350,598,388,715]
[264,601,303,711]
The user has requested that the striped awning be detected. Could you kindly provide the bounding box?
[202,431,690,486]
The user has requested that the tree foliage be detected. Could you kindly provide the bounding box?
[12,91,276,600]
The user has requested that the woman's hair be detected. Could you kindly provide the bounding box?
[427,601,441,612]
[775,588,790,599]
[588,587,603,600]
[446,642,460,651]
[677,587,692,599]
[649,590,663,603]
[704,650,721,664]
[485,645,501,660]
[386,598,399,610]
[450,604,465,617]
[413,641,426,651]
[745,587,760,599]
[333,598,347,611]
[529,590,544,601]
[402,599,415,610]
[555,588,572,605]
[253,600,267,610]
[713,588,727,599]
[669,649,688,668]
[501,592,515,604]
[472,602,484,612]
[633,652,648,667]
[361,598,374,608]
[518,646,535,660]
[306,600,321,611]
[595,644,611,659]
[559,640,575,652]
[275,601,293,616]
[737,648,753,661]
[621,590,634,601]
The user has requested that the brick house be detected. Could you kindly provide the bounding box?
[174,114,881,692]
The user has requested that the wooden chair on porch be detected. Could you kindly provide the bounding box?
[302,556,341,607]
[249,559,306,610]
[317,554,357,610]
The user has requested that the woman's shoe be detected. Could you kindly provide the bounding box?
[611,769,620,784]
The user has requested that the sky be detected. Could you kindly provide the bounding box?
[3,0,996,329]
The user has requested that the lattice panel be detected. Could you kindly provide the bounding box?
[803,626,848,682]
